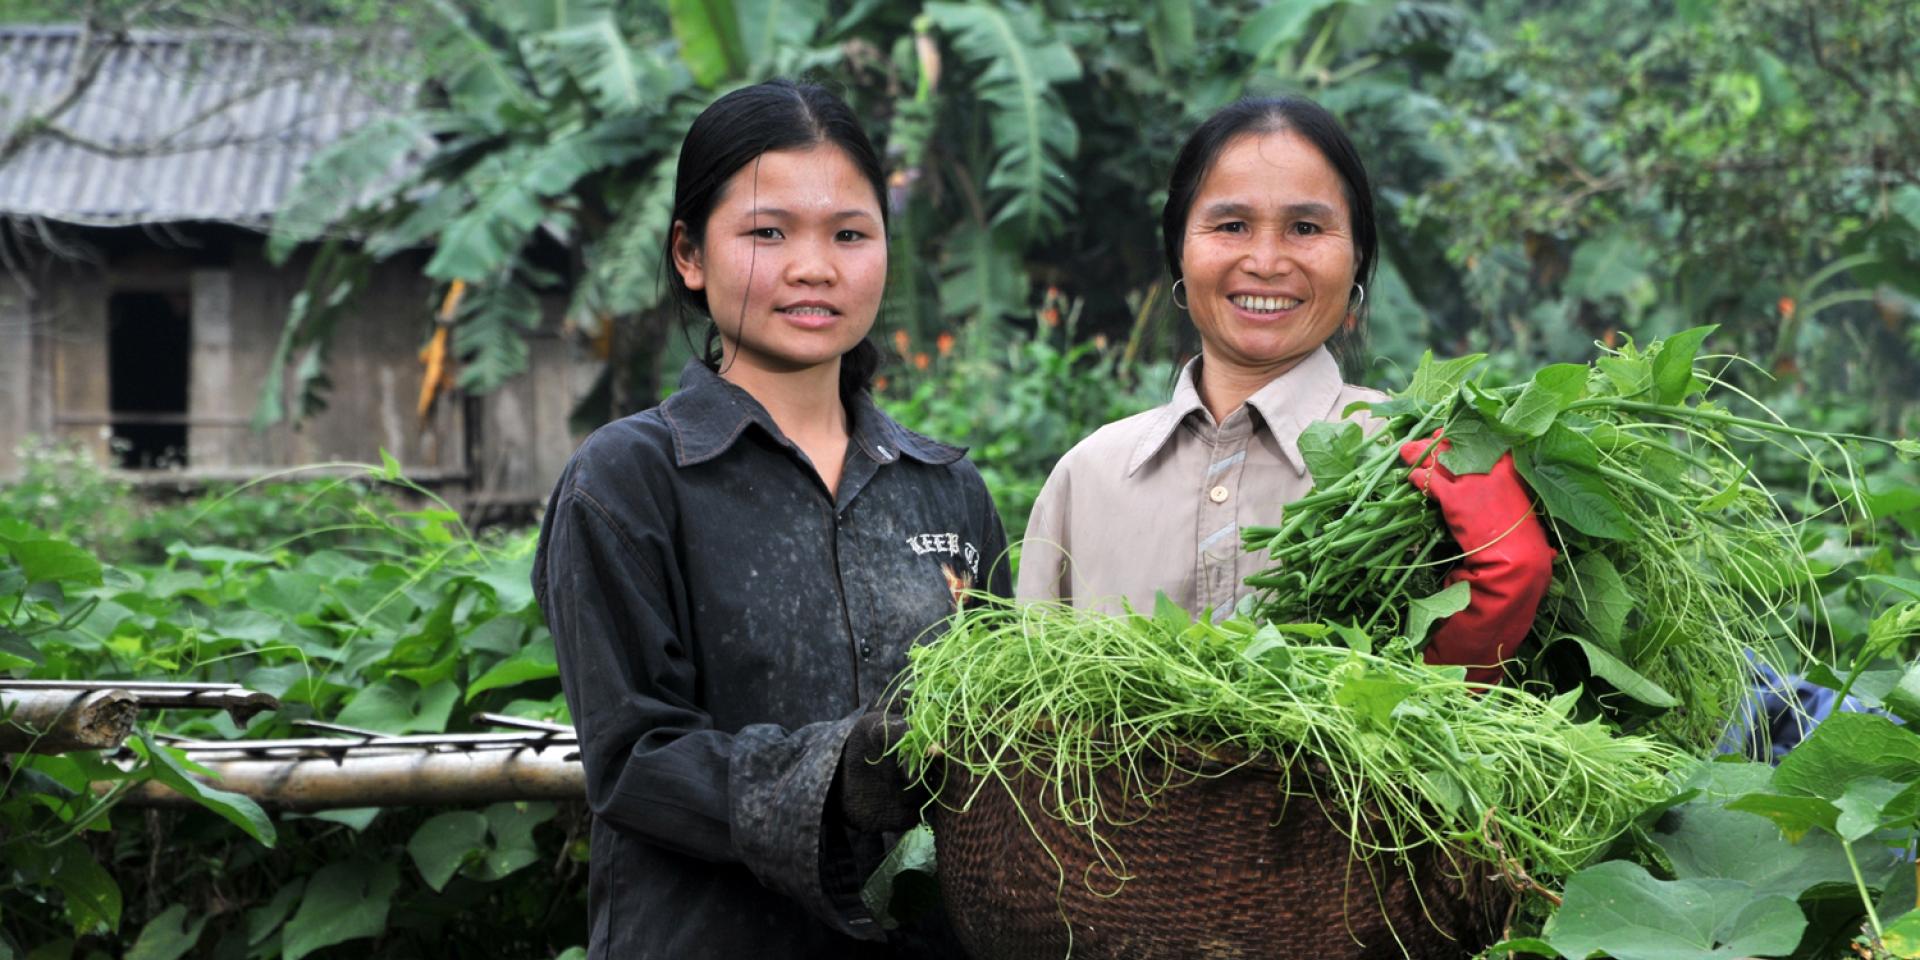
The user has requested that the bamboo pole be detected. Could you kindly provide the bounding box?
[158,731,575,757]
[1,689,139,754]
[118,747,586,811]
[0,681,280,722]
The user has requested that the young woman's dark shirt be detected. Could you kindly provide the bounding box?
[533,359,1007,959]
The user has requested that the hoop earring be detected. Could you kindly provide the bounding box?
[1348,282,1366,314]
[1171,278,1188,311]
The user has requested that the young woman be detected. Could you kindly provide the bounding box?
[1017,96,1553,685]
[533,80,1004,960]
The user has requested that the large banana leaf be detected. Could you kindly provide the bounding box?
[268,116,432,264]
[523,17,662,115]
[572,151,681,328]
[452,282,542,391]
[668,0,748,88]
[736,0,827,70]
[938,222,1028,326]
[255,241,370,426]
[423,0,539,130]
[425,116,652,282]
[925,2,1081,242]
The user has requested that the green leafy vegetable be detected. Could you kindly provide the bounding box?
[1537,860,1806,960]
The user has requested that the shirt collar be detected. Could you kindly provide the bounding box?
[661,358,964,468]
[1125,346,1346,477]
[1125,357,1208,476]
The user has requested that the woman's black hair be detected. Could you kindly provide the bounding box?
[1160,96,1378,375]
[665,78,887,395]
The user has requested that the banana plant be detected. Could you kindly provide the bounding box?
[265,0,1486,427]
[264,0,688,424]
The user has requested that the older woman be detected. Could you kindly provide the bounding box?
[1017,96,1552,684]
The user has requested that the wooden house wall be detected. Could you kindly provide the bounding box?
[0,238,592,504]
[0,277,33,479]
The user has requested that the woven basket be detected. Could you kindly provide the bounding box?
[932,747,1506,960]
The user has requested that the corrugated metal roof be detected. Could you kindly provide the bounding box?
[0,24,404,229]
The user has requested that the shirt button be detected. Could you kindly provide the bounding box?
[1209,485,1230,503]
[860,642,874,659]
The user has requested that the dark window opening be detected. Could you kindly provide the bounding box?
[108,291,191,469]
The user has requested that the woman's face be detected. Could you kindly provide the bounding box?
[672,143,887,379]
[1179,130,1358,381]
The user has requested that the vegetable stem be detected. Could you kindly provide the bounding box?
[1844,838,1886,945]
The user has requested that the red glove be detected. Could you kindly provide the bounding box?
[1399,436,1556,685]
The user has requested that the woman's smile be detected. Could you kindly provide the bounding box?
[775,299,843,329]
[1226,292,1308,319]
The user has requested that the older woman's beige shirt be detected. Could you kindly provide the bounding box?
[1016,346,1386,616]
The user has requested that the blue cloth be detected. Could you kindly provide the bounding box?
[1720,661,1876,762]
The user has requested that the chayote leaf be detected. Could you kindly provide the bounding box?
[1539,860,1806,960]
[1571,553,1634,653]
[861,824,940,931]
[467,635,560,701]
[1435,416,1509,476]
[1565,636,1677,707]
[1514,449,1634,539]
[126,903,208,960]
[280,861,400,960]
[1773,712,1920,802]
[1297,420,1365,485]
[1406,581,1472,646]
[408,811,487,892]
[1399,350,1487,405]
[134,732,276,847]
[1498,363,1589,438]
[1650,324,1718,404]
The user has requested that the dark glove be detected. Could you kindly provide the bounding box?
[838,711,927,833]
[1400,436,1557,685]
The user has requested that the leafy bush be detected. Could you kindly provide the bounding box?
[1,468,582,960]
[1,440,412,564]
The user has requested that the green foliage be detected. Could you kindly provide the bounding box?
[0,467,581,960]
[266,0,689,419]
[898,599,1683,884]
[1525,656,1920,959]
[859,822,938,931]
[131,733,277,846]
[262,0,1539,422]
[14,0,1920,954]
[922,2,1081,241]
[667,0,747,86]
[280,861,401,960]
[0,440,421,563]
[1527,860,1808,960]
[874,310,1171,547]
[1413,0,1920,428]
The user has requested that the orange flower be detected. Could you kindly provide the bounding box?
[936,331,955,356]
[914,352,930,370]
[1778,296,1796,319]
[1092,333,1109,351]
[1602,327,1619,348]
[874,375,890,392]
[1040,307,1060,328]
[893,329,911,356]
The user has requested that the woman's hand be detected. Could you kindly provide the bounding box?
[837,711,928,833]
[1399,436,1556,685]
